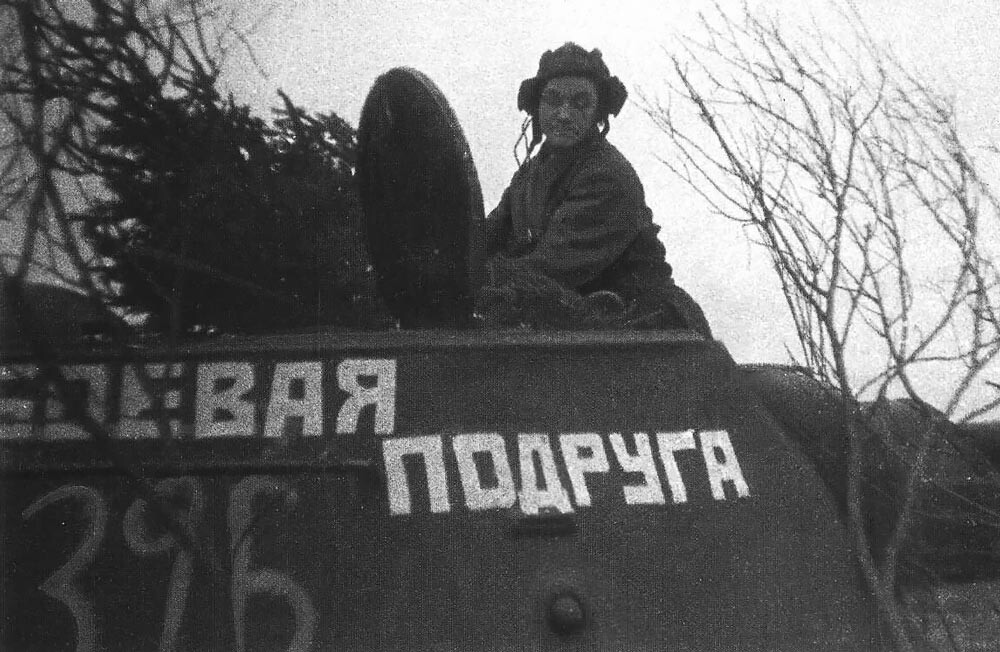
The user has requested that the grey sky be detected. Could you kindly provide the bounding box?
[218,0,999,417]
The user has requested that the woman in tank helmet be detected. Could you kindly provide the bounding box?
[482,42,710,336]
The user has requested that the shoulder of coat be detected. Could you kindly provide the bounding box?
[510,152,543,183]
[576,137,644,192]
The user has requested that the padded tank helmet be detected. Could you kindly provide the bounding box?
[517,42,628,119]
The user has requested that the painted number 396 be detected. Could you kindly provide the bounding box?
[21,479,316,652]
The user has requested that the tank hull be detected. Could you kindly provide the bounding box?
[2,331,878,650]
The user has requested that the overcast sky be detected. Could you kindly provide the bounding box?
[217,0,1000,417]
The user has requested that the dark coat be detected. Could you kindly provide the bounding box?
[486,135,671,298]
[484,134,711,335]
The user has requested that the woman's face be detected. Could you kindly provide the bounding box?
[538,76,599,149]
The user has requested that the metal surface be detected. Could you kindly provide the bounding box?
[2,332,878,650]
[741,363,1000,582]
[357,68,486,328]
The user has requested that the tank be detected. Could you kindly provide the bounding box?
[0,68,888,651]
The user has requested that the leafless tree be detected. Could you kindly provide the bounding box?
[642,3,1000,650]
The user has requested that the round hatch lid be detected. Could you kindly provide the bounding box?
[357,67,486,328]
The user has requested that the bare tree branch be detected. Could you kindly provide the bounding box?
[642,2,1000,648]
